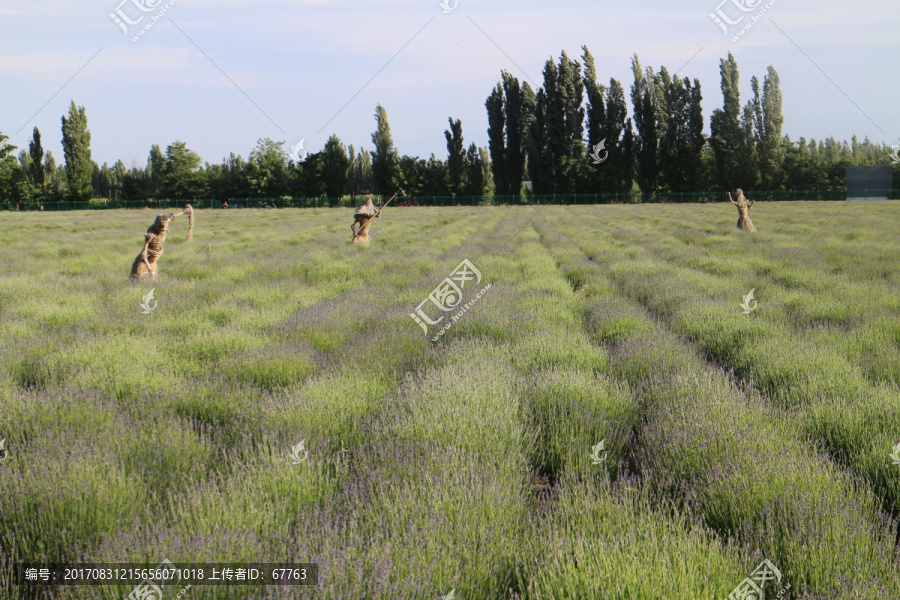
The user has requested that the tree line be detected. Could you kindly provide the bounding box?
[0,51,895,205]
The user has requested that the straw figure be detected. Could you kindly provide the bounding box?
[350,189,404,244]
[130,204,194,280]
[729,189,756,233]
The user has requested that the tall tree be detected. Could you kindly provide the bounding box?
[502,72,532,196]
[581,47,635,194]
[485,73,534,196]
[630,55,663,192]
[0,133,21,203]
[485,82,507,195]
[527,52,584,194]
[371,104,398,194]
[300,152,326,197]
[463,142,484,197]
[749,66,784,189]
[61,101,93,201]
[527,88,551,195]
[247,138,289,198]
[348,147,374,194]
[606,79,636,193]
[444,117,466,196]
[160,141,203,199]
[421,154,449,197]
[479,146,494,199]
[148,144,165,199]
[397,155,426,197]
[740,102,759,188]
[659,71,705,192]
[29,127,45,186]
[581,46,606,192]
[321,134,350,198]
[709,53,756,190]
[43,150,66,201]
[0,132,15,163]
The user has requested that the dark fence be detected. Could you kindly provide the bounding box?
[3,189,898,212]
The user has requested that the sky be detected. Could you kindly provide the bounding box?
[2,0,898,168]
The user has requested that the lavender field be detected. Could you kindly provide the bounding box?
[1,201,899,599]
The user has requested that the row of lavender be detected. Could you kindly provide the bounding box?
[533,203,900,598]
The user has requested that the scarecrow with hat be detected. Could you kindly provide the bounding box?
[130,204,194,280]
[350,188,404,244]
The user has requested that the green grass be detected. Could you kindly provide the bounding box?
[1,202,898,599]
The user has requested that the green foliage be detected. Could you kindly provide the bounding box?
[347,145,374,194]
[658,72,705,192]
[709,53,759,190]
[529,52,585,194]
[444,118,466,196]
[750,67,785,189]
[61,101,93,201]
[371,103,399,194]
[160,140,204,199]
[28,127,45,186]
[630,54,662,192]
[246,137,289,198]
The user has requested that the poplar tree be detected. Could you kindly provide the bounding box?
[371,104,398,194]
[29,127,45,186]
[485,82,507,195]
[630,55,662,192]
[61,101,93,200]
[321,134,350,198]
[750,66,784,189]
[659,71,705,192]
[710,53,757,190]
[444,118,466,196]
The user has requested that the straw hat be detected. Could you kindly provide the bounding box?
[354,195,377,217]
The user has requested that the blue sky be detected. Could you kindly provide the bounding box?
[2,0,898,168]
